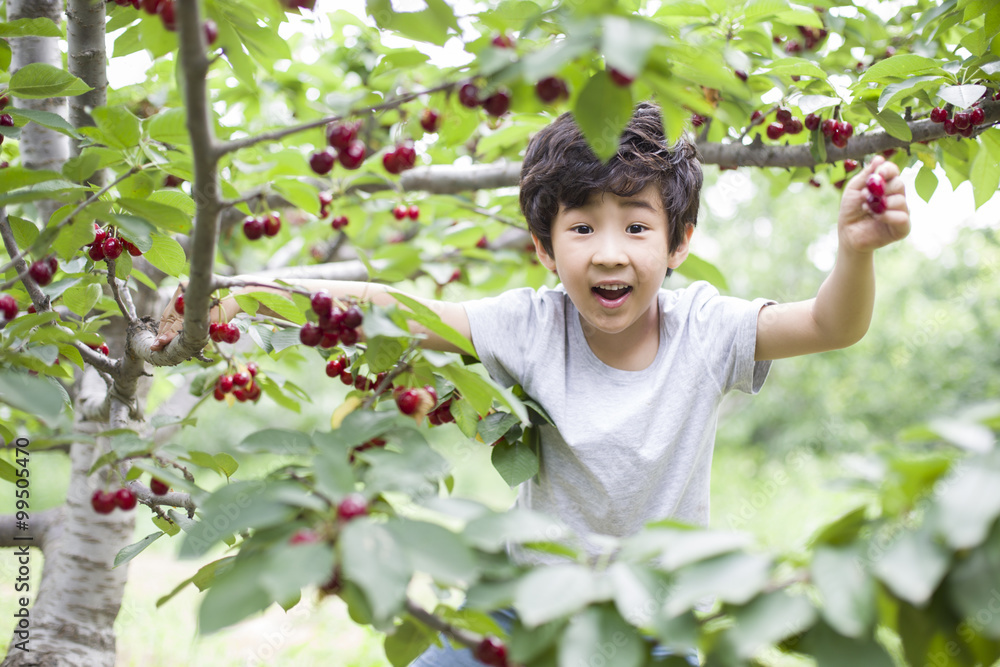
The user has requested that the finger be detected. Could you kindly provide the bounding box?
[847,155,884,190]
[875,160,901,183]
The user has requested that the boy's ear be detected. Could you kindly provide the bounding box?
[531,233,557,273]
[667,223,695,269]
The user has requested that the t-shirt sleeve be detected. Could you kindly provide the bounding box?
[462,287,562,388]
[685,282,775,395]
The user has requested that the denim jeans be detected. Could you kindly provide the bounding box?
[409,608,699,666]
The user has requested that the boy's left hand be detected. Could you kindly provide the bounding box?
[837,155,911,253]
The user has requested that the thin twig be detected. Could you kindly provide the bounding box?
[404,599,484,650]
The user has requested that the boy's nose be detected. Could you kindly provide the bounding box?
[591,236,629,267]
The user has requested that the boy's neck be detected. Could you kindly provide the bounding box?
[577,303,661,371]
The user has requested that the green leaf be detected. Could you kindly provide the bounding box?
[118,198,191,233]
[932,462,1000,549]
[0,38,9,71]
[388,292,475,355]
[0,458,19,483]
[0,180,89,207]
[573,73,634,163]
[558,605,645,667]
[971,139,1000,209]
[945,525,1000,638]
[7,63,93,99]
[339,519,413,625]
[795,620,896,667]
[113,532,164,569]
[868,105,912,141]
[9,108,81,138]
[214,453,239,478]
[384,617,438,667]
[619,527,752,568]
[61,283,102,317]
[0,167,62,193]
[242,291,305,325]
[366,0,451,45]
[675,252,728,290]
[871,524,951,606]
[491,438,539,487]
[142,234,187,277]
[861,55,944,83]
[915,165,938,203]
[811,544,876,638]
[759,58,828,79]
[0,18,62,38]
[236,428,313,455]
[724,591,817,659]
[665,552,772,616]
[385,519,479,586]
[92,106,142,150]
[477,412,521,445]
[464,509,569,553]
[600,16,662,78]
[937,83,989,109]
[877,76,943,112]
[515,564,601,628]
[606,562,668,626]
[146,107,190,145]
[197,553,273,634]
[272,179,320,215]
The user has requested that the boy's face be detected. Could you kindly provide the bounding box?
[533,184,692,344]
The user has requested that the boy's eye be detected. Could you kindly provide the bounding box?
[626,223,647,234]
[570,224,592,234]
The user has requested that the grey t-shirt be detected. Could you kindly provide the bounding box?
[463,281,774,560]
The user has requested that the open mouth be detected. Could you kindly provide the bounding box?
[591,284,633,303]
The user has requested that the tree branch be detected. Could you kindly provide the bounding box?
[404,599,484,651]
[0,507,64,549]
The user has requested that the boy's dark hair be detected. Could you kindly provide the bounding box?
[519,101,703,258]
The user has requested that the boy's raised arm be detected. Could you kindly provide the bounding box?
[151,279,472,355]
[754,155,911,361]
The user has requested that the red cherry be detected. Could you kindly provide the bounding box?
[319,191,334,208]
[491,34,514,48]
[420,108,441,132]
[735,69,748,81]
[263,212,281,237]
[750,110,764,125]
[607,67,634,86]
[150,478,169,495]
[338,140,366,169]
[158,0,176,30]
[246,382,262,402]
[960,124,974,138]
[808,178,821,188]
[300,322,323,346]
[91,490,117,514]
[326,122,359,151]
[866,193,887,214]
[691,113,706,127]
[217,374,234,393]
[395,389,420,415]
[93,224,108,246]
[953,112,971,131]
[424,385,438,405]
[340,327,359,345]
[203,19,218,46]
[382,149,404,175]
[232,387,248,402]
[943,118,957,135]
[232,371,250,388]
[930,107,948,123]
[843,159,859,173]
[320,331,339,348]
[331,215,349,230]
[88,244,105,261]
[114,488,137,511]
[310,149,337,175]
[969,107,985,126]
[785,118,803,134]
[775,108,792,124]
[141,0,163,12]
[340,370,354,385]
[866,173,886,197]
[102,237,124,260]
[474,637,509,667]
[337,493,369,521]
[221,323,241,344]
[246,362,259,377]
[175,294,185,315]
[243,216,265,240]
[28,260,54,286]
[766,122,785,140]
[821,119,837,137]
[0,113,14,127]
[483,91,511,117]
[393,205,408,220]
[97,343,109,355]
[0,294,19,321]
[341,306,363,329]
[458,82,480,108]
[535,76,569,103]
[784,39,801,53]
[0,95,9,109]
[840,121,854,138]
[407,205,420,220]
[326,356,347,377]
[831,126,849,148]
[311,290,333,317]
[804,113,820,131]
[289,529,321,545]
[124,240,142,256]
[395,144,416,170]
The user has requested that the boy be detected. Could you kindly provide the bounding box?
[153,102,910,663]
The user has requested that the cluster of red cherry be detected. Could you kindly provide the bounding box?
[930,103,991,137]
[88,225,142,262]
[310,121,366,175]
[299,291,364,348]
[242,212,281,240]
[91,476,169,514]
[213,363,262,402]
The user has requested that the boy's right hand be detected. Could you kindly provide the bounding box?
[151,284,185,351]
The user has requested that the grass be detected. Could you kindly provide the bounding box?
[0,438,870,666]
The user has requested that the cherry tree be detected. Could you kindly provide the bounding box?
[1,0,999,665]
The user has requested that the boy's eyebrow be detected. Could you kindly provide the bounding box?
[562,196,661,214]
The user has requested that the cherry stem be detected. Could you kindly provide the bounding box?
[362,340,419,410]
[403,598,484,650]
